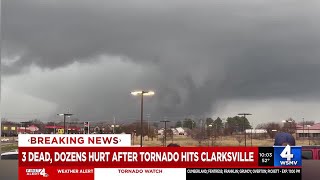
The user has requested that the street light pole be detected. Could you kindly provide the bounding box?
[272,129,277,141]
[238,113,252,147]
[302,118,305,141]
[308,126,310,145]
[57,113,73,134]
[131,90,155,147]
[146,114,151,141]
[160,120,170,147]
[140,93,144,147]
[307,125,311,145]
[251,128,253,146]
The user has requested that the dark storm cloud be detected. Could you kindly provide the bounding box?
[2,0,320,120]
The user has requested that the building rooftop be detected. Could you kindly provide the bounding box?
[296,123,320,130]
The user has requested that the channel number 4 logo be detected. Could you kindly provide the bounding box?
[280,145,294,161]
[274,145,301,166]
[40,168,49,177]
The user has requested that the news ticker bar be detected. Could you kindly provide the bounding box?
[185,168,301,180]
[18,167,301,180]
[18,146,302,168]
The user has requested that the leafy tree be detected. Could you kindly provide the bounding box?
[175,121,182,128]
[213,117,224,136]
[206,118,214,138]
[224,116,251,135]
[183,118,196,129]
[205,118,214,127]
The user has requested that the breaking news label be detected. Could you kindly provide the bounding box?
[18,134,302,180]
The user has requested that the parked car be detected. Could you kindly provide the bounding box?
[302,146,320,160]
[1,150,18,160]
[1,138,10,142]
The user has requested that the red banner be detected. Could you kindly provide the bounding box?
[19,147,259,168]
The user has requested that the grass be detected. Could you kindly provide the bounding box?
[1,144,18,152]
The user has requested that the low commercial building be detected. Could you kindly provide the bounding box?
[296,123,320,139]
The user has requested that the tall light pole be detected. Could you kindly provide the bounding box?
[131,90,155,147]
[250,128,253,146]
[302,118,305,140]
[160,119,170,147]
[307,125,311,145]
[146,114,151,141]
[57,113,73,134]
[238,113,252,147]
[53,121,56,134]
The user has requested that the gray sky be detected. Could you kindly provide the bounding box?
[1,0,320,126]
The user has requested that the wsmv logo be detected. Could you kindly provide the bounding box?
[274,145,302,166]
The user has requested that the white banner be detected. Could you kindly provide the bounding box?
[18,134,131,147]
[94,168,186,180]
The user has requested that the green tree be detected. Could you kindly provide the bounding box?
[175,121,182,128]
[205,118,214,126]
[183,119,196,129]
[205,118,214,138]
[214,117,224,136]
[225,116,251,135]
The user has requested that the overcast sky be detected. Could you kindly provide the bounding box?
[1,0,320,126]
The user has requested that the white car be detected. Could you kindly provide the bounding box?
[1,138,10,142]
[1,151,18,160]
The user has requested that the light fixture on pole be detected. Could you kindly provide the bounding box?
[57,113,73,134]
[131,90,155,147]
[238,113,252,147]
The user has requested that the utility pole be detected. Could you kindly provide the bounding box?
[57,113,73,134]
[146,114,151,140]
[302,118,305,141]
[113,116,116,134]
[238,113,252,147]
[131,90,155,147]
[160,118,170,147]
[251,128,253,146]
